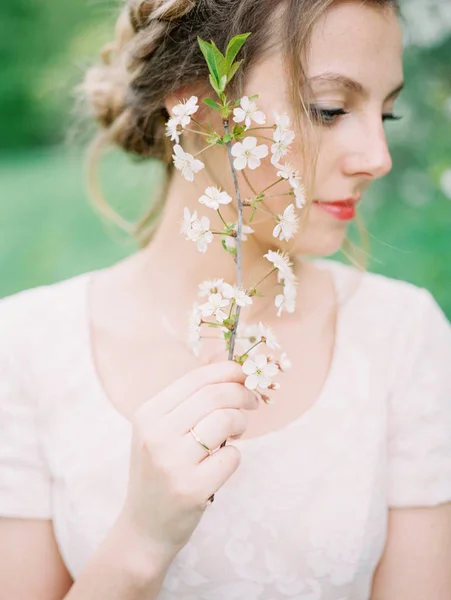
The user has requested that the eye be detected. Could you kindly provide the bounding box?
[307,106,348,126]
[382,113,403,123]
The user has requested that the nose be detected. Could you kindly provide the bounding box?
[342,117,393,180]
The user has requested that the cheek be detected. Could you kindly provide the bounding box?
[236,134,308,226]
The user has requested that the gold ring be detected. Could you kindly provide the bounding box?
[189,427,213,455]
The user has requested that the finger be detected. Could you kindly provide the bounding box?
[167,382,258,436]
[138,361,246,418]
[183,408,248,463]
[195,444,242,502]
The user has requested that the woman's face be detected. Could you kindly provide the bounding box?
[196,0,404,257]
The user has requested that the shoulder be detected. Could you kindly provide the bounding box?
[0,271,94,371]
[317,258,449,331]
[317,259,451,389]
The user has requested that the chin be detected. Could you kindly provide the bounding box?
[289,226,349,258]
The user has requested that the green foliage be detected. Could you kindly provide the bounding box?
[225,34,251,68]
[0,0,116,150]
[0,4,450,319]
[203,98,222,111]
[198,33,251,101]
[226,61,243,86]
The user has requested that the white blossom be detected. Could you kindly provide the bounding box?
[276,162,306,209]
[187,302,202,356]
[198,278,227,298]
[277,162,300,187]
[275,281,297,317]
[181,207,198,236]
[186,215,214,253]
[242,322,280,350]
[233,96,267,131]
[217,282,235,299]
[199,293,230,323]
[263,249,295,282]
[242,354,279,390]
[165,117,183,144]
[271,114,295,166]
[226,287,253,308]
[172,144,205,182]
[293,183,306,209]
[231,137,269,171]
[273,111,292,134]
[271,129,295,166]
[224,224,254,250]
[198,186,232,210]
[171,95,199,127]
[263,250,297,316]
[273,204,299,241]
[278,352,292,371]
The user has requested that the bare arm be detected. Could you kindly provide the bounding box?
[371,503,451,599]
[0,513,175,600]
[64,512,175,600]
[0,517,73,600]
[1,362,256,599]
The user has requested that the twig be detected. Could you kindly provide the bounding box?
[194,142,219,158]
[241,170,258,196]
[259,178,284,195]
[223,119,243,361]
[190,117,210,132]
[250,267,277,291]
[184,128,211,137]
[217,208,229,229]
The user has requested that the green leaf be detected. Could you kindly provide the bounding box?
[222,134,233,143]
[209,73,222,97]
[225,33,251,68]
[226,61,242,85]
[218,74,228,93]
[209,41,228,80]
[198,37,220,82]
[203,98,222,111]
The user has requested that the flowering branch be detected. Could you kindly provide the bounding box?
[165,34,308,493]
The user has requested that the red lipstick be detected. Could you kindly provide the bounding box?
[313,198,359,221]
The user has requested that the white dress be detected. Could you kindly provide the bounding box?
[1,258,451,600]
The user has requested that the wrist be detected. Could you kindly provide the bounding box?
[110,512,176,587]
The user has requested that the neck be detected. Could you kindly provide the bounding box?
[119,169,324,333]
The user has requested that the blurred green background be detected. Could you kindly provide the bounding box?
[0,0,450,316]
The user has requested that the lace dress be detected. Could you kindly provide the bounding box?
[1,259,451,600]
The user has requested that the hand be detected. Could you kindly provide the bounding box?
[118,360,260,560]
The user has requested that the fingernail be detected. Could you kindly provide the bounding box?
[253,391,262,403]
[261,393,273,405]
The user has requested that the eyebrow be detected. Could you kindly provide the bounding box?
[308,72,405,101]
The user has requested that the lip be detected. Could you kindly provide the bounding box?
[313,197,360,221]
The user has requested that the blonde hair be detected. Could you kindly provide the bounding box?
[78,0,399,267]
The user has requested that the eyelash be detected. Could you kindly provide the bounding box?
[308,106,403,126]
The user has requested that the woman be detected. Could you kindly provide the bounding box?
[1,0,451,598]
